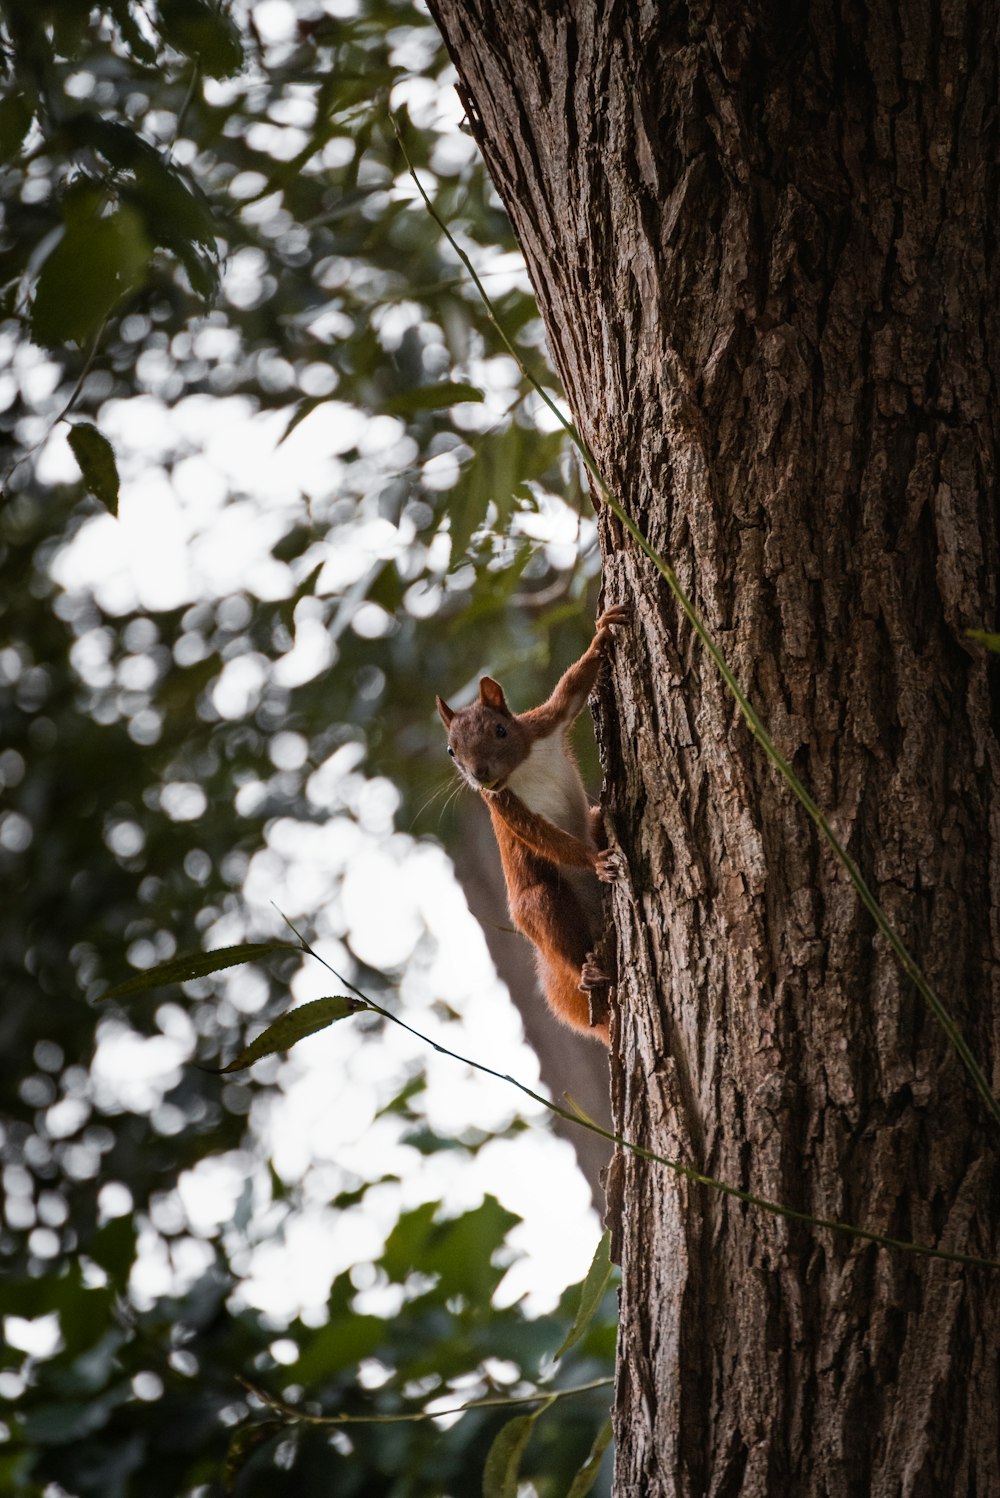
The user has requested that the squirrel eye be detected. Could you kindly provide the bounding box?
[495,724,507,739]
[447,746,455,757]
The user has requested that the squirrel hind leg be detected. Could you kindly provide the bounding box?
[536,954,610,1046]
[511,881,609,1045]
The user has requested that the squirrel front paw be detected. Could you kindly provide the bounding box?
[595,603,630,640]
[595,847,627,883]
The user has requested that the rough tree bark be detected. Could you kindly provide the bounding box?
[428,2,1000,1494]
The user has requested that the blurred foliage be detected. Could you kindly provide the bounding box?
[0,1181,616,1497]
[0,0,611,1493]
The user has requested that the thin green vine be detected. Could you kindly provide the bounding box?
[282,921,999,1274]
[237,1373,613,1427]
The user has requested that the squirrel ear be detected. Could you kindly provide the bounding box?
[479,677,509,713]
[436,695,455,728]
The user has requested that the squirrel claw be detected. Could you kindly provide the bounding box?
[596,847,626,883]
[596,604,631,634]
[580,956,611,992]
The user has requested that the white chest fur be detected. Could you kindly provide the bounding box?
[506,732,589,841]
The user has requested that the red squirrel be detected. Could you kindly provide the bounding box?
[436,606,628,1046]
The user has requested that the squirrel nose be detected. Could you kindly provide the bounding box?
[475,766,490,784]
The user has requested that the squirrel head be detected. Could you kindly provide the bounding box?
[436,677,530,791]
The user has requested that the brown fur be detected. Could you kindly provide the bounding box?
[437,606,628,1044]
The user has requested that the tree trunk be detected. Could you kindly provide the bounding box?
[428,2,1000,1493]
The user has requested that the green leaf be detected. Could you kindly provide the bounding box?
[223,1421,285,1495]
[279,560,325,633]
[31,193,152,348]
[67,423,120,515]
[85,1215,137,1287]
[445,421,564,566]
[22,1385,131,1445]
[0,93,32,162]
[447,472,489,565]
[157,0,245,77]
[564,1416,614,1497]
[58,1280,117,1360]
[0,1449,35,1489]
[366,560,404,614]
[317,66,395,120]
[381,1196,520,1304]
[374,1073,426,1119]
[293,561,325,606]
[99,941,301,1001]
[555,1231,614,1360]
[71,117,220,297]
[400,1124,466,1155]
[277,395,337,446]
[218,995,363,1072]
[48,0,94,56]
[108,0,160,64]
[383,381,485,415]
[287,1307,386,1383]
[967,629,1000,653]
[381,1201,438,1283]
[482,1402,553,1498]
